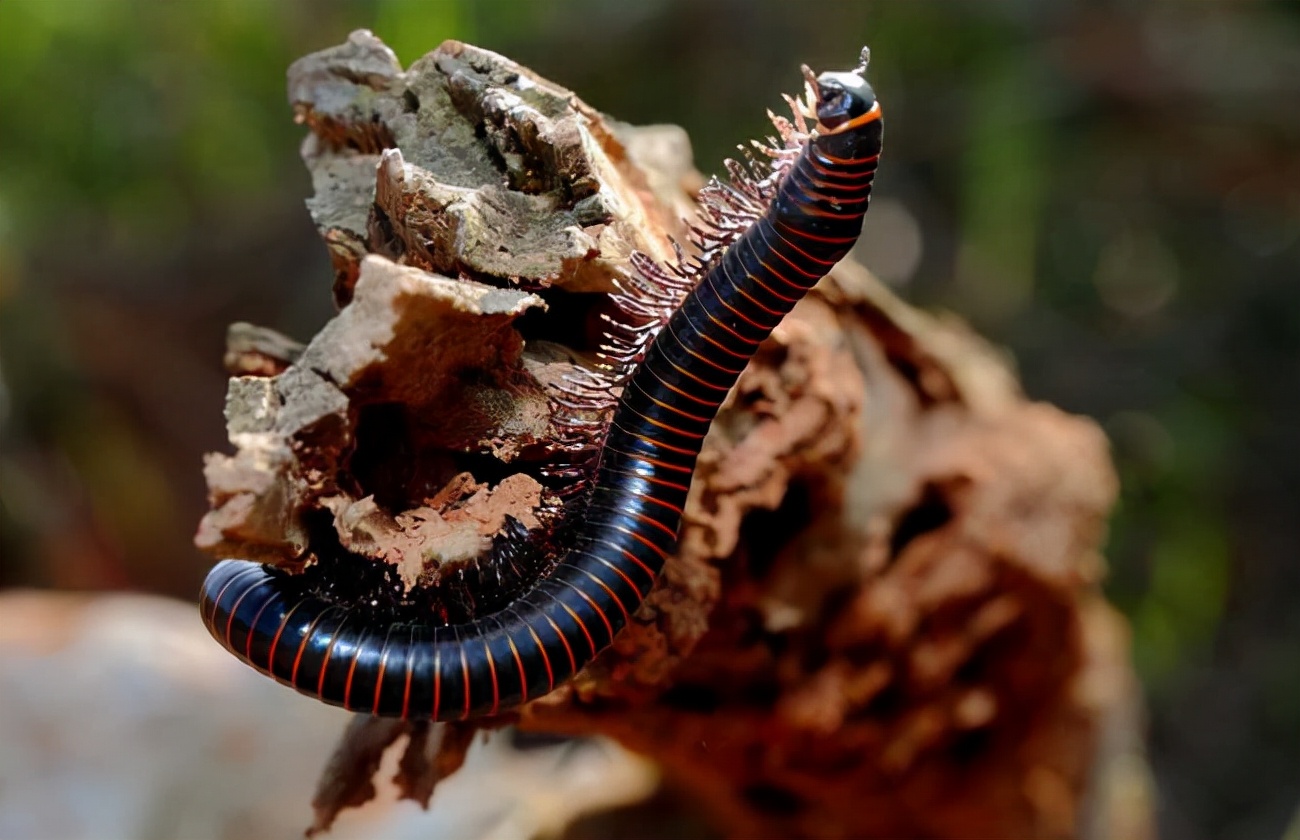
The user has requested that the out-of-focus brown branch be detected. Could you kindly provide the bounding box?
[194,31,1150,840]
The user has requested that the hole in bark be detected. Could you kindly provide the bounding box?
[348,402,517,510]
[402,88,420,112]
[739,480,812,579]
[516,288,618,355]
[740,782,806,816]
[888,482,952,558]
[660,682,722,713]
[368,203,402,263]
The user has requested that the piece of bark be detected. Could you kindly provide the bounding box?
[195,31,1149,840]
[308,717,478,836]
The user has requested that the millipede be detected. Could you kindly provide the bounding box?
[200,48,883,720]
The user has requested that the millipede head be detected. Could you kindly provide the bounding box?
[812,62,877,135]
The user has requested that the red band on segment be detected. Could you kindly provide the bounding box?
[608,522,671,561]
[558,578,615,642]
[291,608,329,686]
[318,613,350,699]
[431,646,442,720]
[484,637,500,717]
[574,566,631,625]
[556,596,599,657]
[638,358,727,405]
[266,601,305,683]
[206,564,250,626]
[343,641,361,712]
[590,540,660,585]
[506,633,529,705]
[400,628,415,720]
[764,221,837,266]
[541,612,578,674]
[223,579,259,651]
[459,641,472,720]
[243,595,276,667]
[372,626,395,716]
[588,549,648,599]
[523,621,555,692]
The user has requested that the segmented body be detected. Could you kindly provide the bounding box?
[201,58,883,720]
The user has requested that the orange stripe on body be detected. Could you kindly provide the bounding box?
[541,612,577,673]
[613,422,699,456]
[676,329,748,376]
[592,540,660,585]
[590,477,687,518]
[523,622,555,692]
[559,578,615,641]
[372,628,393,715]
[674,308,753,360]
[223,581,259,651]
[768,220,841,265]
[267,602,306,684]
[655,330,735,393]
[431,646,442,720]
[619,470,692,494]
[819,102,882,138]
[575,566,631,625]
[206,565,249,626]
[630,380,712,425]
[400,631,414,720]
[627,508,680,541]
[616,401,707,443]
[632,363,719,407]
[743,252,802,300]
[808,165,878,187]
[506,634,528,704]
[342,644,361,712]
[775,217,862,244]
[665,321,748,377]
[755,221,819,279]
[703,267,773,331]
[241,596,276,668]
[317,613,350,698]
[604,438,696,474]
[556,597,598,656]
[291,608,329,686]
[589,550,649,598]
[721,262,788,315]
[637,491,686,517]
[484,638,500,716]
[608,522,671,561]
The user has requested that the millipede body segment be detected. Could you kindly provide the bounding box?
[200,50,883,720]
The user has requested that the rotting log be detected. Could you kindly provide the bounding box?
[195,30,1152,840]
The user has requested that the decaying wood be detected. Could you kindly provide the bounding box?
[195,30,1148,840]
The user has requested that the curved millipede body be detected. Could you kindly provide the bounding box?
[201,50,884,720]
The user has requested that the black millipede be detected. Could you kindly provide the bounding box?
[200,48,884,720]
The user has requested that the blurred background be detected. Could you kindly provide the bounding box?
[0,1,1296,838]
